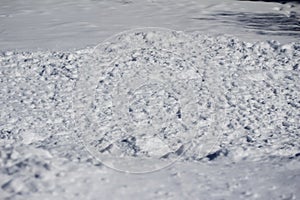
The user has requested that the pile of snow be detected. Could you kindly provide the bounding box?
[0,29,299,198]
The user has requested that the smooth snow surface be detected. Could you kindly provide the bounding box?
[0,0,300,50]
[0,0,300,199]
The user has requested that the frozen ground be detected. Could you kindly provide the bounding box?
[0,0,300,200]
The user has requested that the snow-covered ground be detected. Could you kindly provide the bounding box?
[0,0,300,50]
[0,0,300,200]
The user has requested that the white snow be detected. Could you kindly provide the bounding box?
[0,0,300,199]
[0,0,300,50]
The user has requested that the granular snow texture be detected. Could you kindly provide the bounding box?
[0,31,299,199]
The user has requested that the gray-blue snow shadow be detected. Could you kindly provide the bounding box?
[238,0,300,4]
[193,12,300,37]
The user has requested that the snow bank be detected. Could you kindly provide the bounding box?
[0,30,299,198]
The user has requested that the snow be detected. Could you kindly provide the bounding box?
[0,0,300,50]
[0,0,300,199]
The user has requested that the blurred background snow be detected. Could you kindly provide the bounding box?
[0,0,299,50]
